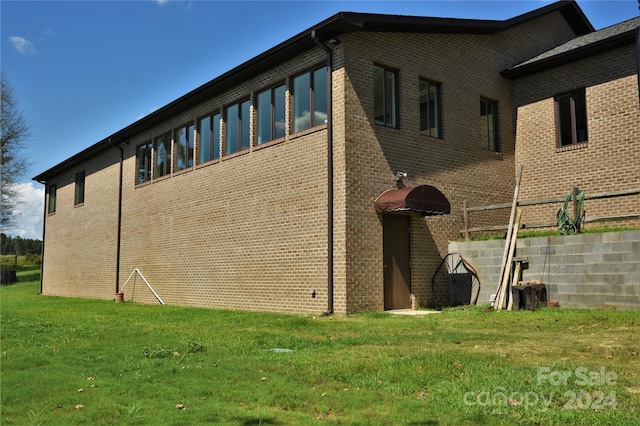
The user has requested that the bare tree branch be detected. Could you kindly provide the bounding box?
[1,73,32,230]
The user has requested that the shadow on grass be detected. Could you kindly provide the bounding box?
[18,270,40,283]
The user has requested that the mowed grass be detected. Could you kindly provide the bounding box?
[1,267,639,425]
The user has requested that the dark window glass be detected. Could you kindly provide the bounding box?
[198,113,220,164]
[293,72,310,133]
[257,90,271,145]
[75,171,85,205]
[420,79,442,138]
[374,65,398,128]
[48,184,57,213]
[154,133,172,178]
[226,104,238,155]
[480,98,499,151]
[241,100,250,151]
[257,83,286,144]
[313,67,327,126]
[556,89,588,146]
[225,100,250,155]
[274,85,286,139]
[136,141,152,183]
[174,123,194,171]
[293,66,327,132]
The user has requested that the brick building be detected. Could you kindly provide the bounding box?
[504,16,640,229]
[34,1,639,314]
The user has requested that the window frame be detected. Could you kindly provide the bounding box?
[555,88,588,148]
[197,112,221,165]
[480,97,499,152]
[373,64,399,129]
[136,141,153,184]
[225,98,251,156]
[74,171,85,206]
[174,122,195,172]
[419,78,442,138]
[47,184,57,214]
[292,65,328,133]
[153,132,172,179]
[257,82,287,145]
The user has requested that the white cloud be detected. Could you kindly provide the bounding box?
[9,36,36,54]
[5,182,44,240]
[155,0,169,5]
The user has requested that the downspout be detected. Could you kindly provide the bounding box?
[109,138,124,294]
[36,178,47,295]
[312,30,334,315]
[636,27,640,108]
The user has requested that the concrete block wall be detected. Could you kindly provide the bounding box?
[449,230,640,310]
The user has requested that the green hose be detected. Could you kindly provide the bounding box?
[557,189,585,234]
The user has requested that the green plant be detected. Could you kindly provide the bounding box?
[184,336,206,353]
[142,343,174,359]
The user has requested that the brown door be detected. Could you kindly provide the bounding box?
[383,215,411,310]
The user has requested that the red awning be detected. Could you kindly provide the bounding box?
[374,185,451,216]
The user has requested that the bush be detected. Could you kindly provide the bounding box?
[1,255,17,271]
[22,254,42,266]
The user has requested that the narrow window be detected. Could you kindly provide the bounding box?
[374,65,398,128]
[136,141,152,183]
[556,89,588,147]
[257,83,286,144]
[293,66,328,133]
[480,98,499,151]
[74,171,85,205]
[419,79,442,138]
[174,123,195,172]
[225,99,250,155]
[198,113,220,164]
[48,184,57,214]
[154,133,172,178]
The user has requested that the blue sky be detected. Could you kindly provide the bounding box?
[2,0,638,239]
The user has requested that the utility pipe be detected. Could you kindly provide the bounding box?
[36,178,47,295]
[311,30,334,315]
[109,138,124,294]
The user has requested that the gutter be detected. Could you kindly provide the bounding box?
[636,27,640,108]
[312,30,335,315]
[109,138,125,294]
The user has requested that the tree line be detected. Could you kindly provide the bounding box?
[1,233,41,255]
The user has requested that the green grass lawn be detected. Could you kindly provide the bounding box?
[1,266,639,425]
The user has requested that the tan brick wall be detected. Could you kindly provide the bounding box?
[41,10,591,314]
[338,11,579,311]
[513,44,640,229]
[114,47,335,314]
[41,149,120,299]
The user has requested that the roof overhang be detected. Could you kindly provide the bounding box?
[32,1,593,182]
[374,185,451,216]
[501,26,637,79]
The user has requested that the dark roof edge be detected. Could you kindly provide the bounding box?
[501,29,637,79]
[503,0,593,35]
[33,1,593,182]
[32,12,358,183]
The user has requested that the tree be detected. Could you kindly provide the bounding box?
[1,74,32,231]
